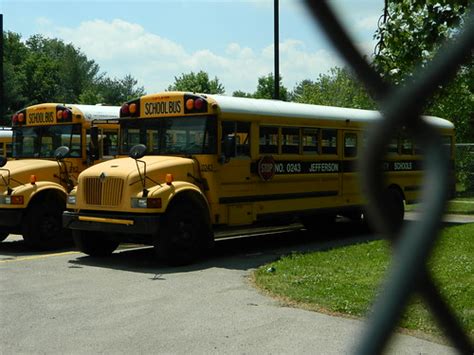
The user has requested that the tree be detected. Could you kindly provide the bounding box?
[253,73,289,101]
[232,90,253,98]
[373,0,472,142]
[167,71,225,94]
[81,74,146,105]
[374,0,469,83]
[2,32,145,120]
[291,68,375,109]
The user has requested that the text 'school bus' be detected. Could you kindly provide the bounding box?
[63,92,455,265]
[0,103,120,248]
[0,127,13,158]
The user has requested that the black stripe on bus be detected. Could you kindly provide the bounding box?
[219,190,338,204]
[250,159,426,175]
[404,185,421,192]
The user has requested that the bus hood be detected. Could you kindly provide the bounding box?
[0,159,60,189]
[78,156,197,187]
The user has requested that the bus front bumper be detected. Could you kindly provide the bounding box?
[0,208,24,228]
[62,211,160,235]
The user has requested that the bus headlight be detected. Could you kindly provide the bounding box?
[0,195,24,205]
[67,195,76,205]
[131,197,161,209]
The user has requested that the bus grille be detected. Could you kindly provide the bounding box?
[83,177,124,206]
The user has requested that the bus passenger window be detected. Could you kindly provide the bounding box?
[103,131,118,156]
[401,138,413,155]
[259,126,278,154]
[221,121,250,157]
[388,137,398,154]
[302,128,319,154]
[281,128,300,154]
[344,133,357,158]
[321,129,337,155]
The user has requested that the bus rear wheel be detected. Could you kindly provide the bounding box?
[73,230,119,257]
[22,197,71,249]
[384,187,405,234]
[155,201,209,266]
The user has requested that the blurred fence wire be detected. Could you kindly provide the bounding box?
[303,1,474,354]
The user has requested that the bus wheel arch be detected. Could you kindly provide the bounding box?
[22,189,71,249]
[156,189,212,265]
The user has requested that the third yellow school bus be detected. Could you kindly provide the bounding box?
[63,92,455,264]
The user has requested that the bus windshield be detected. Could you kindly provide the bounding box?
[13,124,82,158]
[120,115,216,155]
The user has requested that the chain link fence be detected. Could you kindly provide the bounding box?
[303,1,473,354]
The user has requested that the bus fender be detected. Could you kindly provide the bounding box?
[12,181,68,208]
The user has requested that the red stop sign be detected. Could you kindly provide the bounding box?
[257,156,276,181]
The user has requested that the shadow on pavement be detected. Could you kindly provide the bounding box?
[68,219,381,275]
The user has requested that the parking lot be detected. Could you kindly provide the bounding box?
[1,224,456,354]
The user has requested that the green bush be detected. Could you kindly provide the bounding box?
[456,145,474,194]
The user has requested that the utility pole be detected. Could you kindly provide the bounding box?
[273,0,280,100]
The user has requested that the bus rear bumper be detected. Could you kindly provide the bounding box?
[62,211,160,235]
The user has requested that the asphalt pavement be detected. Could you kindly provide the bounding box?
[2,215,470,354]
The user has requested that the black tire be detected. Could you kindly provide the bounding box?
[384,187,405,233]
[155,201,210,266]
[22,196,71,249]
[301,213,336,235]
[73,230,119,257]
[0,232,9,242]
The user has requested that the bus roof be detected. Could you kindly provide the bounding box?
[206,94,454,129]
[17,103,120,122]
[70,104,120,121]
[0,127,12,138]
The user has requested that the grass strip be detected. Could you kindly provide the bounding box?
[253,223,474,338]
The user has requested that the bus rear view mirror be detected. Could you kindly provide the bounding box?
[54,146,70,161]
[129,144,147,160]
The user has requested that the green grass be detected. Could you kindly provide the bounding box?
[253,224,474,338]
[407,197,474,215]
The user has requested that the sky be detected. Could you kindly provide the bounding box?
[1,0,384,96]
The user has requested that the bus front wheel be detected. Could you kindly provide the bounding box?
[73,230,119,257]
[22,197,70,249]
[155,201,209,266]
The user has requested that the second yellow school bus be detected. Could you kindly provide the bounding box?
[63,92,455,264]
[0,127,13,158]
[0,103,120,247]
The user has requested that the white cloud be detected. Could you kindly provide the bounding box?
[48,18,340,95]
[356,15,380,31]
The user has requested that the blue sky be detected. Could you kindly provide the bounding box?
[1,0,383,95]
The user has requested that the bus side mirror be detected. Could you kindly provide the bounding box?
[89,126,100,161]
[129,144,147,160]
[222,134,236,162]
[54,146,70,161]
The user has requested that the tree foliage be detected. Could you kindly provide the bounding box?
[167,71,225,94]
[232,73,289,101]
[291,68,375,109]
[373,0,473,141]
[2,32,145,122]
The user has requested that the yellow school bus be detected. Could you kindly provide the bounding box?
[63,92,455,264]
[0,103,120,247]
[0,128,13,158]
